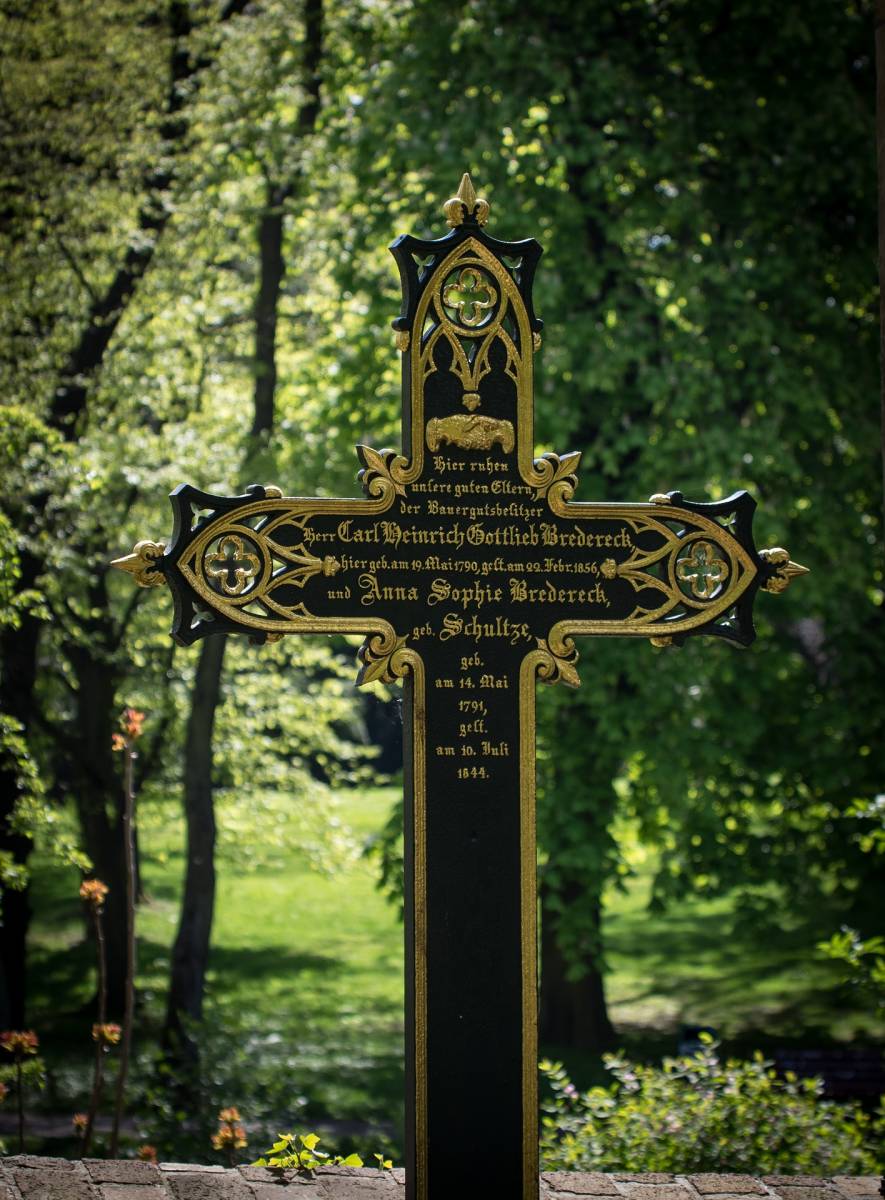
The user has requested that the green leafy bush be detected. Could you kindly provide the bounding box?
[540,1041,883,1174]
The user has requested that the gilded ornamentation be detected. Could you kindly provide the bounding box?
[442,267,497,327]
[357,444,409,499]
[533,636,580,688]
[760,546,809,593]
[675,540,729,600]
[395,330,410,352]
[426,414,514,453]
[531,451,581,503]
[649,493,671,505]
[406,239,531,483]
[422,243,522,400]
[284,548,341,586]
[442,172,490,228]
[357,631,410,685]
[205,535,261,596]
[548,501,758,635]
[532,332,542,351]
[650,635,673,648]
[110,540,167,589]
[169,484,401,635]
[264,486,283,499]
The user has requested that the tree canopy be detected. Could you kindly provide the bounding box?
[0,0,881,1066]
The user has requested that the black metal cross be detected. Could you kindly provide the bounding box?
[113,175,807,1200]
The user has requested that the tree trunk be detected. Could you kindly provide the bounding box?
[164,633,225,1053]
[539,891,615,1053]
[0,558,40,1027]
[162,0,324,1050]
[875,0,885,518]
[251,195,285,437]
[50,0,250,437]
[537,683,623,1055]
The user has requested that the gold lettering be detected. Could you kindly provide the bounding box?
[357,571,418,606]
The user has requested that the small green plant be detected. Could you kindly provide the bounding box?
[253,1131,392,1171]
[539,1039,884,1174]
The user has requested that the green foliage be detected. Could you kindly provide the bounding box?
[0,716,90,887]
[2,0,883,1142]
[0,1057,46,1092]
[361,788,404,914]
[338,0,884,992]
[540,1043,884,1174]
[819,927,885,1012]
[253,1130,390,1170]
[67,785,405,1163]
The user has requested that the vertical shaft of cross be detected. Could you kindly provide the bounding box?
[401,642,539,1200]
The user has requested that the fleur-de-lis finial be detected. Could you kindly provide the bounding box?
[111,540,167,588]
[760,547,810,593]
[443,173,490,228]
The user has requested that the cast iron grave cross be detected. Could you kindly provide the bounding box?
[113,177,807,1200]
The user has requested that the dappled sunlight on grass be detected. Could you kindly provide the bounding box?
[603,821,883,1049]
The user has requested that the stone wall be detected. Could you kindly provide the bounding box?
[0,1158,880,1200]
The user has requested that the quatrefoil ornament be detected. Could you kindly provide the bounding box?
[675,539,729,599]
[205,534,261,596]
[442,267,497,327]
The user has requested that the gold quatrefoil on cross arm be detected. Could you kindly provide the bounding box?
[442,267,497,327]
[205,534,261,596]
[675,539,729,599]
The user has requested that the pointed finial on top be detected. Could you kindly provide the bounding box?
[443,173,490,228]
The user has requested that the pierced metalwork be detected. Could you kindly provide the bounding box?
[111,175,808,1200]
[442,267,498,327]
[675,539,729,600]
[534,636,580,688]
[205,534,261,596]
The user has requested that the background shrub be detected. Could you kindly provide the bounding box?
[539,1042,883,1174]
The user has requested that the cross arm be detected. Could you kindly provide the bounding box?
[110,448,409,656]
[533,473,809,649]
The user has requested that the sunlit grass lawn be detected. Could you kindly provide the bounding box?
[24,783,882,1159]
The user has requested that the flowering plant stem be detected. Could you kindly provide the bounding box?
[81,904,108,1157]
[110,740,137,1156]
[15,1058,24,1152]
